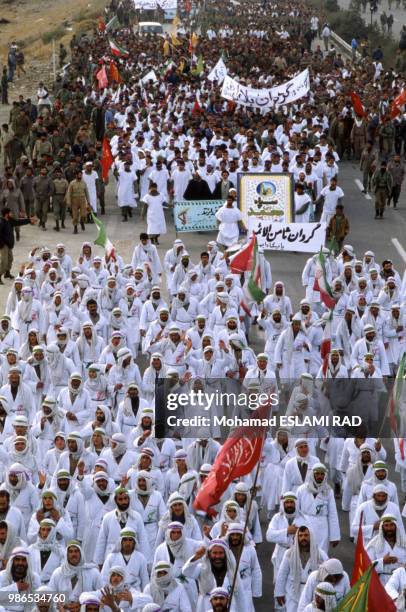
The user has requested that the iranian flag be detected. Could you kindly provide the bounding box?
[230,235,265,315]
[321,310,333,376]
[389,352,406,435]
[230,234,256,273]
[313,248,336,309]
[105,15,120,32]
[109,39,129,58]
[160,60,175,76]
[92,213,116,260]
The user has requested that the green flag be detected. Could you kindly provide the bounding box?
[191,55,204,76]
[334,563,374,611]
[105,15,120,32]
[91,212,116,260]
[160,60,175,76]
[390,352,406,434]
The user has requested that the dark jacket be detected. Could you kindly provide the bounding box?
[0,217,31,249]
[183,179,212,201]
[212,179,235,199]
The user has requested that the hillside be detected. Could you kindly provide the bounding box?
[0,0,105,61]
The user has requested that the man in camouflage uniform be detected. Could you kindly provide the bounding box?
[33,166,54,231]
[52,167,69,232]
[372,160,393,219]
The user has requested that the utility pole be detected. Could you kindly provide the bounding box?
[370,0,377,25]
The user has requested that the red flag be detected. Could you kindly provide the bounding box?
[351,515,396,611]
[185,0,191,12]
[98,17,106,33]
[229,234,256,273]
[391,89,406,119]
[320,313,332,376]
[101,138,114,182]
[96,65,108,90]
[193,401,271,516]
[192,98,201,115]
[109,60,122,84]
[350,91,365,118]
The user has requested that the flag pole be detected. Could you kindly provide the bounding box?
[227,437,264,612]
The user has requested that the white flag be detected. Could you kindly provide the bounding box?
[141,70,158,84]
[207,57,228,84]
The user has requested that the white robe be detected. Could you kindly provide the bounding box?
[58,388,92,433]
[48,564,103,599]
[274,329,312,378]
[117,170,137,208]
[215,205,242,247]
[93,508,151,565]
[28,544,64,583]
[266,512,307,581]
[182,556,246,612]
[274,547,328,612]
[295,484,341,553]
[367,539,406,585]
[102,550,149,591]
[298,570,350,612]
[281,455,319,494]
[83,171,98,213]
[144,581,192,612]
[352,500,405,542]
[154,538,201,605]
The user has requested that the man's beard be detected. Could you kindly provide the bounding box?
[11,566,27,581]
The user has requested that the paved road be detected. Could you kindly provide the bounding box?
[337,0,405,39]
[2,160,405,309]
[0,158,404,609]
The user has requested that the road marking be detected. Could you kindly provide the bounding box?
[391,238,406,264]
[354,178,372,200]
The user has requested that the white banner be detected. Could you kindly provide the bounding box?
[157,0,177,8]
[207,58,228,84]
[221,69,310,109]
[134,0,158,8]
[251,221,326,252]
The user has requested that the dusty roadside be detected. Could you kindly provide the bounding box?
[0,0,105,72]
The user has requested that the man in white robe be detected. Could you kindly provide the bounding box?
[296,463,340,553]
[366,516,406,585]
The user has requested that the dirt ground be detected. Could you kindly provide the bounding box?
[0,0,105,60]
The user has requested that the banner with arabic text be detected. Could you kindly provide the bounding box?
[157,0,177,7]
[173,200,223,232]
[251,221,326,252]
[221,68,310,109]
[134,0,158,9]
